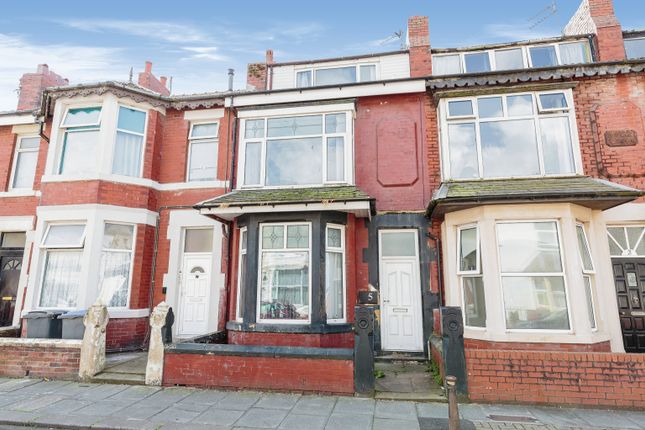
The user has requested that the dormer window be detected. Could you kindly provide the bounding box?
[296,64,377,88]
[59,107,102,175]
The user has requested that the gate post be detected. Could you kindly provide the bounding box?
[146,302,173,386]
[440,306,468,397]
[354,305,375,395]
[78,301,109,380]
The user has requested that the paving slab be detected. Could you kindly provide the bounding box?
[8,379,72,396]
[162,423,231,430]
[373,417,421,430]
[459,404,488,422]
[0,410,40,425]
[180,389,229,406]
[106,384,161,401]
[32,413,100,428]
[291,395,337,416]
[255,393,301,410]
[374,400,418,420]
[150,405,204,424]
[74,383,130,401]
[8,394,67,412]
[136,386,194,407]
[50,382,102,397]
[37,398,92,414]
[0,378,41,393]
[91,416,161,430]
[114,403,170,420]
[74,398,133,417]
[324,412,372,430]
[215,391,261,410]
[279,413,327,430]
[0,393,27,408]
[235,407,288,429]
[332,397,375,415]
[573,408,642,430]
[416,402,449,418]
[192,407,245,426]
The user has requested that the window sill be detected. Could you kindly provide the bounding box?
[227,321,353,334]
[41,174,228,191]
[0,189,39,198]
[463,327,611,344]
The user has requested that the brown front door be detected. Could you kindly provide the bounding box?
[0,254,22,327]
[614,258,645,352]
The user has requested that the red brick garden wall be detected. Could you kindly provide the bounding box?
[106,317,148,351]
[228,331,354,349]
[163,352,354,394]
[467,349,645,408]
[0,339,80,380]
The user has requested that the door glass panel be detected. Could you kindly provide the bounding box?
[626,227,645,251]
[184,229,213,253]
[1,232,25,248]
[608,227,628,252]
[381,231,416,257]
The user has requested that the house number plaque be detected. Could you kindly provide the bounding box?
[358,291,378,305]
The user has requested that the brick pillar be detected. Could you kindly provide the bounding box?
[564,0,625,62]
[138,61,170,96]
[407,16,432,77]
[17,64,68,111]
[246,49,274,91]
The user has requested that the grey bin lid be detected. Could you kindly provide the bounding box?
[59,310,87,319]
[23,310,60,319]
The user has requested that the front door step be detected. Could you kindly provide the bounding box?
[375,351,427,362]
[91,351,147,386]
[91,371,145,385]
[374,360,446,402]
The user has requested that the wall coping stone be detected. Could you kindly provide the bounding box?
[167,342,353,360]
[0,338,82,349]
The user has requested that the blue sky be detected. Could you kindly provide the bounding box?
[0,0,643,111]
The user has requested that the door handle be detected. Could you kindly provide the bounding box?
[383,300,390,303]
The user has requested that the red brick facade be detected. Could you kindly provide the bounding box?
[0,339,80,380]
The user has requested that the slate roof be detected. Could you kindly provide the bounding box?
[427,176,644,217]
[196,186,374,209]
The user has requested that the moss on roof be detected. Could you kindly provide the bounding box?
[197,186,373,208]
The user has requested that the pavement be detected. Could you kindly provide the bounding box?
[0,377,644,430]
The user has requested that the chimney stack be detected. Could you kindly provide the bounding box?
[407,16,432,77]
[564,0,625,61]
[246,49,275,91]
[138,61,170,96]
[17,64,68,111]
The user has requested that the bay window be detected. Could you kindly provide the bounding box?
[59,107,101,175]
[10,136,40,189]
[98,223,134,308]
[39,224,86,308]
[296,64,377,88]
[241,112,351,187]
[458,225,485,328]
[496,221,570,331]
[187,122,219,181]
[325,225,345,322]
[441,91,578,180]
[258,223,311,322]
[112,106,146,177]
[576,224,596,330]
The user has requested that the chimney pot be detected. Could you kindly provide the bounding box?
[266,49,274,65]
[160,76,167,86]
[145,61,153,73]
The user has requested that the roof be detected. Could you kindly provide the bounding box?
[268,50,408,68]
[427,176,644,217]
[196,186,375,221]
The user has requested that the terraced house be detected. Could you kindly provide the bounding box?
[0,0,645,407]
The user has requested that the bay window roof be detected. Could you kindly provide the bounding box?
[427,177,644,217]
[196,186,374,221]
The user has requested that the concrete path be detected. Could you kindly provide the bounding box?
[0,377,643,430]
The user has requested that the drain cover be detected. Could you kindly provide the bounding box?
[488,414,537,423]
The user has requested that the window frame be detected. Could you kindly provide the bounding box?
[457,224,486,329]
[325,223,346,324]
[576,223,597,331]
[457,224,480,275]
[58,105,103,175]
[99,221,136,309]
[607,225,645,257]
[439,89,580,181]
[60,106,103,129]
[186,121,220,182]
[239,111,352,189]
[257,221,313,324]
[625,36,645,60]
[235,226,247,322]
[111,104,148,178]
[495,219,573,333]
[294,63,378,87]
[9,135,40,190]
[40,223,87,249]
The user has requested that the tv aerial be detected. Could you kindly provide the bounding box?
[528,0,558,29]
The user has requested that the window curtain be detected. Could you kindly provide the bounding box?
[98,251,131,307]
[40,251,82,307]
[325,252,343,320]
[296,72,311,87]
[112,131,143,177]
[559,42,587,65]
[13,151,38,188]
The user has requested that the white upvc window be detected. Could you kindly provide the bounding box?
[58,107,102,175]
[187,122,219,182]
[241,111,352,188]
[625,37,645,60]
[98,223,135,308]
[112,105,147,177]
[258,222,312,323]
[10,136,40,190]
[296,63,377,88]
[235,227,247,322]
[440,90,580,180]
[39,223,87,309]
[325,224,346,323]
[576,223,597,330]
[607,226,645,257]
[458,225,486,328]
[496,221,571,331]
[432,39,591,75]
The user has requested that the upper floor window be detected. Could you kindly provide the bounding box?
[440,90,578,180]
[432,40,591,75]
[187,122,219,182]
[10,136,40,190]
[241,112,351,187]
[112,106,146,177]
[625,37,645,60]
[296,64,377,88]
[59,107,101,175]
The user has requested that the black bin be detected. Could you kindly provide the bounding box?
[59,309,86,340]
[23,311,63,339]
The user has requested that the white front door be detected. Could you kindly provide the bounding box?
[379,230,424,352]
[178,255,211,336]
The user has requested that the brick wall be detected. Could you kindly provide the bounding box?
[464,338,611,352]
[466,349,645,408]
[229,331,354,348]
[0,338,80,380]
[17,64,68,111]
[407,16,432,77]
[106,317,148,351]
[164,351,354,394]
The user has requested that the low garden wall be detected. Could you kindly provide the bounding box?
[0,338,81,380]
[163,343,354,394]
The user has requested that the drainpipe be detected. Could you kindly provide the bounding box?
[427,231,443,308]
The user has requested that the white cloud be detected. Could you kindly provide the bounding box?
[484,23,560,42]
[59,19,209,44]
[180,46,229,62]
[0,33,129,111]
